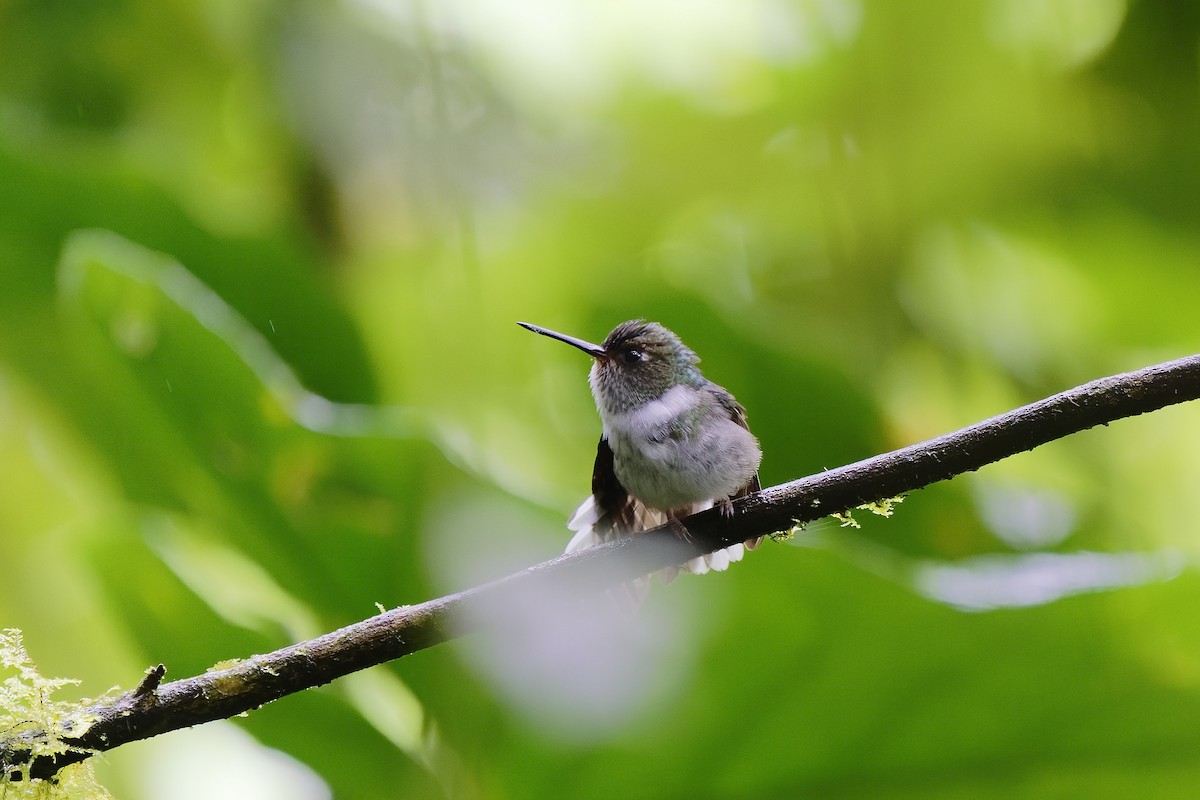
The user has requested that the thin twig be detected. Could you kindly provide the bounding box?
[6,354,1200,780]
[132,664,165,701]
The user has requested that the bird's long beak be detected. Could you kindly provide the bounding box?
[517,322,608,359]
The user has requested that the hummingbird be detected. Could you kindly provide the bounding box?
[519,319,763,594]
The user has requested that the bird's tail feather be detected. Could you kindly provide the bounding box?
[566,495,754,607]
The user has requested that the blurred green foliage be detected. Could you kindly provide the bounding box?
[2,0,1200,797]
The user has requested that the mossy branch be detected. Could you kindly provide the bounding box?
[6,354,1200,781]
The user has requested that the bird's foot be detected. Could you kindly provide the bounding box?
[718,496,736,518]
[667,511,692,541]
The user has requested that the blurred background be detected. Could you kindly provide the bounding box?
[2,0,1200,797]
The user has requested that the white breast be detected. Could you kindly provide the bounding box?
[598,383,699,441]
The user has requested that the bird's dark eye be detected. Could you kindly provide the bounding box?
[619,347,644,364]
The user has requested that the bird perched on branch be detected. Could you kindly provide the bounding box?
[519,319,762,604]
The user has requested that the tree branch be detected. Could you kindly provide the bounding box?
[7,354,1200,780]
